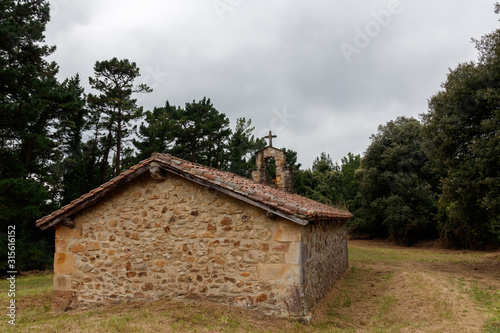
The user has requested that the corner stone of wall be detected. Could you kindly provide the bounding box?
[52,290,77,312]
[53,224,81,311]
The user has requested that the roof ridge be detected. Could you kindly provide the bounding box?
[154,153,248,180]
[36,153,352,229]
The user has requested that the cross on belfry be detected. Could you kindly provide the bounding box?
[266,131,277,147]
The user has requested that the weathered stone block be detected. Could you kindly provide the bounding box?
[69,244,85,253]
[81,264,92,273]
[234,296,249,307]
[243,250,266,263]
[272,244,286,251]
[155,180,175,193]
[273,221,301,242]
[54,253,77,275]
[267,254,284,263]
[53,290,76,312]
[86,241,100,251]
[142,282,154,291]
[53,274,71,291]
[55,225,82,240]
[55,239,67,253]
[285,242,302,264]
[255,293,268,303]
[130,192,142,199]
[257,263,303,284]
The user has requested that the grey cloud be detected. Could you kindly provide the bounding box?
[45,0,499,168]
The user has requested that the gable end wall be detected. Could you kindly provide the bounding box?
[52,172,309,317]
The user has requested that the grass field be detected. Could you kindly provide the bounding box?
[1,240,499,332]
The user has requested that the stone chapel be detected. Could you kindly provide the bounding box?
[36,135,352,320]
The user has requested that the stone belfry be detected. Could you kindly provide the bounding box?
[251,131,294,192]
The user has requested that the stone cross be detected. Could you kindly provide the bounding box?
[266,131,277,147]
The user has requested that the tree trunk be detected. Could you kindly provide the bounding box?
[101,128,113,183]
[116,113,121,176]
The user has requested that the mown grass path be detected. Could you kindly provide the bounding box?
[1,240,498,332]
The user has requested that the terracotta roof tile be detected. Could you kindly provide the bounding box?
[36,154,352,229]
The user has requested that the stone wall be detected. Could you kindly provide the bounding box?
[302,220,348,311]
[52,172,307,317]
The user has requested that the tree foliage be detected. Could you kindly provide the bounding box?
[423,27,500,249]
[226,118,265,177]
[340,152,361,206]
[0,0,76,270]
[132,101,178,163]
[162,97,232,169]
[294,152,360,208]
[57,75,90,204]
[88,58,151,181]
[3,1,500,275]
[133,99,266,175]
[351,117,438,245]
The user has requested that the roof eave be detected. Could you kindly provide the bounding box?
[36,162,152,230]
[36,155,352,230]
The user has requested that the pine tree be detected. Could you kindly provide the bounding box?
[168,97,231,168]
[132,101,177,163]
[0,0,83,270]
[227,118,265,177]
[88,58,152,181]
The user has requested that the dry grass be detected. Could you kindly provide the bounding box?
[1,240,499,332]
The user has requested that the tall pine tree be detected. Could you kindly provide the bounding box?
[227,118,265,177]
[132,101,178,163]
[0,0,82,270]
[88,58,152,181]
[167,97,231,169]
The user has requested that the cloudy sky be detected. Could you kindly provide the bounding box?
[45,0,498,168]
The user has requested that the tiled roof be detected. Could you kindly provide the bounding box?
[36,153,353,229]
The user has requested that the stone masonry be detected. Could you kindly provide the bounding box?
[251,147,294,193]
[53,172,319,317]
[40,153,352,320]
[303,220,348,309]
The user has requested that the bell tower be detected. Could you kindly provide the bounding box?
[251,131,294,192]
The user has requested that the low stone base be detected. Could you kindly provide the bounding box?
[52,290,76,312]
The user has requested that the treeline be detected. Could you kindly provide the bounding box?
[0,1,498,271]
[296,6,499,250]
[0,1,269,271]
[344,10,500,249]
